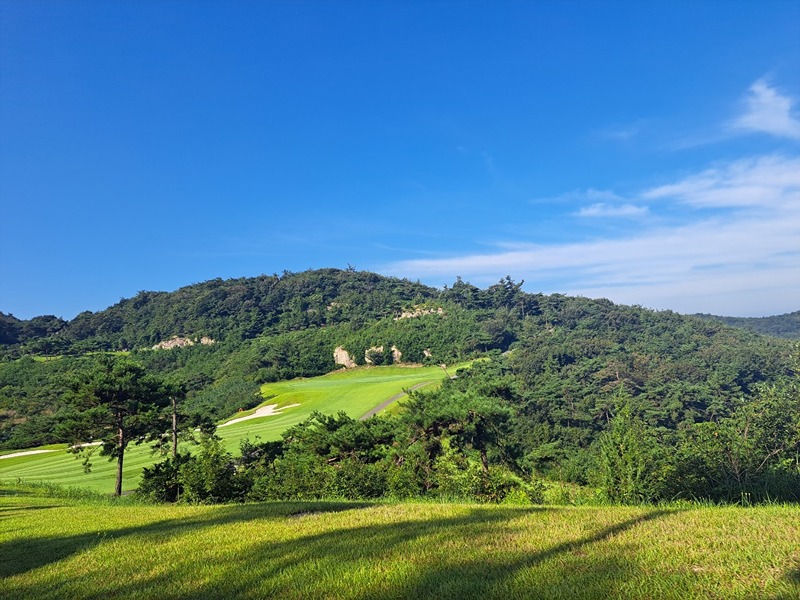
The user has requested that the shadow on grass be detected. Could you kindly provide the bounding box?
[767,563,800,600]
[198,507,672,600]
[0,487,36,496]
[0,505,60,514]
[5,504,676,600]
[0,500,373,579]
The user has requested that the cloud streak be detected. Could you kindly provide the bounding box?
[729,79,800,139]
[385,155,800,316]
[575,203,648,218]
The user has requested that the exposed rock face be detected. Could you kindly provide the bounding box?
[152,337,193,350]
[364,345,404,364]
[152,336,215,350]
[336,344,403,366]
[333,346,357,368]
[364,345,384,364]
[395,306,445,320]
[391,345,402,363]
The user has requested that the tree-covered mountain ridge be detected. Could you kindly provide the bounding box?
[0,268,795,459]
[0,269,440,355]
[2,268,797,356]
[694,310,800,340]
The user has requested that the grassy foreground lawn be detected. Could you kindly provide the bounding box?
[0,364,461,494]
[1,486,798,599]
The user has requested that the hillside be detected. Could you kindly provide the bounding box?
[0,269,440,356]
[693,310,800,339]
[1,269,797,504]
[0,364,457,493]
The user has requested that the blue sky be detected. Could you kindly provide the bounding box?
[1,1,798,319]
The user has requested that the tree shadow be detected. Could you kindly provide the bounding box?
[0,487,36,496]
[767,564,800,600]
[788,566,800,583]
[398,510,672,599]
[0,504,60,515]
[107,506,673,600]
[0,500,373,579]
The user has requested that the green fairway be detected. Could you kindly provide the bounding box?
[0,364,461,494]
[218,364,459,448]
[1,485,798,599]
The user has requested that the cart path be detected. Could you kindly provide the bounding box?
[359,382,432,420]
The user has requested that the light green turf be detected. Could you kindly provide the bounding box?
[217,364,461,448]
[0,364,465,494]
[1,485,798,599]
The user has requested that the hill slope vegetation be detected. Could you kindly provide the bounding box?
[1,269,797,503]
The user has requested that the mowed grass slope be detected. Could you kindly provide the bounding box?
[218,364,459,449]
[1,486,798,599]
[0,365,459,494]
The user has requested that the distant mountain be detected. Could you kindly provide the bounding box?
[693,311,800,340]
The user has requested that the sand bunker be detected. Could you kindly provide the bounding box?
[0,449,58,459]
[0,441,103,460]
[219,403,300,427]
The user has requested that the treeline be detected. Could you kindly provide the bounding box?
[138,355,800,505]
[0,273,533,448]
[2,268,797,507]
[0,272,537,358]
[138,377,543,505]
[694,310,800,340]
[1,270,794,456]
[0,269,439,356]
[0,307,500,450]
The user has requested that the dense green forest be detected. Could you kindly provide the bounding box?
[1,269,797,504]
[694,310,800,339]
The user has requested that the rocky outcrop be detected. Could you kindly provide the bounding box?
[152,336,215,350]
[395,306,445,320]
[364,345,384,364]
[391,345,402,363]
[333,346,357,368]
[335,344,404,367]
[364,345,404,364]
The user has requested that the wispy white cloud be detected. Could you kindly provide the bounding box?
[604,126,639,141]
[531,188,646,219]
[531,188,625,205]
[643,155,800,209]
[584,189,624,202]
[729,79,800,139]
[666,79,800,150]
[598,121,645,142]
[384,155,800,316]
[576,203,648,218]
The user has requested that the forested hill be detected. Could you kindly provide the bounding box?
[693,311,800,340]
[3,267,796,355]
[0,269,794,455]
[0,269,439,355]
